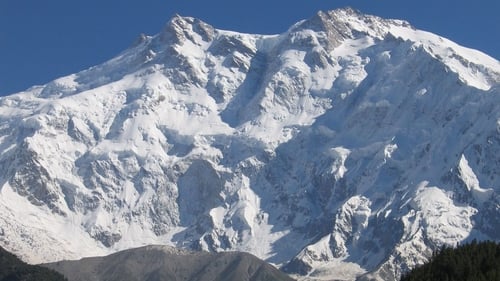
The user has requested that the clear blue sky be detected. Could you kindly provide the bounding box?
[1,0,499,96]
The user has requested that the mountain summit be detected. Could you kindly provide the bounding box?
[0,8,499,281]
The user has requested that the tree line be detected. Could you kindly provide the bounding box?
[401,240,500,281]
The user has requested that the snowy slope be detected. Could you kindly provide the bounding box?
[0,8,499,281]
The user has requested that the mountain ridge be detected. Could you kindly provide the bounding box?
[0,8,498,281]
[0,246,67,281]
[44,245,294,281]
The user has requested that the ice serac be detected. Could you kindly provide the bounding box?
[0,7,499,281]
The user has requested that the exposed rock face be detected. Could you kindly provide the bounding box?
[0,8,499,281]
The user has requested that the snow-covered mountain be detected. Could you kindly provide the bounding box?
[0,7,499,280]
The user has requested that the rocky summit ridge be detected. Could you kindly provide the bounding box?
[0,7,499,281]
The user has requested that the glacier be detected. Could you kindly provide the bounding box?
[0,8,499,281]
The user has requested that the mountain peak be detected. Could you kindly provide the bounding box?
[160,14,215,44]
[0,9,499,281]
[289,8,411,51]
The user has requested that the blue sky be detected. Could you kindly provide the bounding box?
[1,0,498,96]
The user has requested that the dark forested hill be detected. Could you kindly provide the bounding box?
[401,241,500,281]
[0,246,67,281]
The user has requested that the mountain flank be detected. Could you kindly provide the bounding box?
[44,245,294,281]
